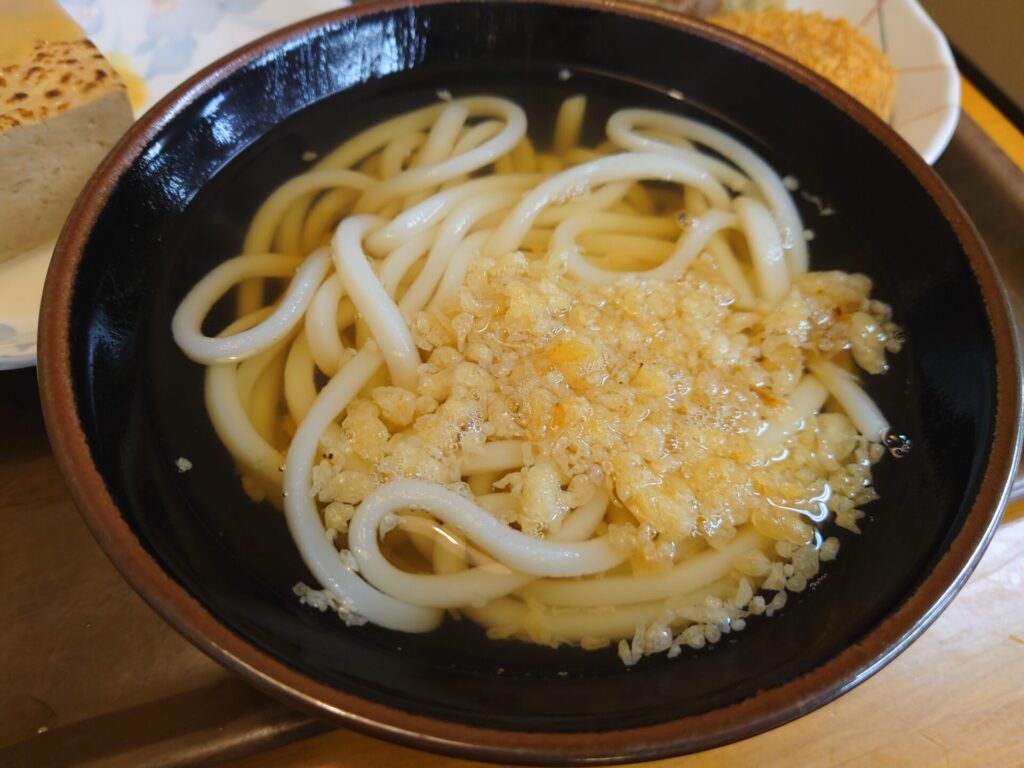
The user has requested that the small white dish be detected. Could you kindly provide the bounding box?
[1,0,958,370]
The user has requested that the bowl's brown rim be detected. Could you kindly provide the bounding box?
[37,0,1023,763]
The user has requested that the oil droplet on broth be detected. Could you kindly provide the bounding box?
[883,432,912,458]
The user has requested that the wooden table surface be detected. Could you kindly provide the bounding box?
[236,515,1024,767]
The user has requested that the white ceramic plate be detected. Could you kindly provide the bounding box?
[0,0,958,370]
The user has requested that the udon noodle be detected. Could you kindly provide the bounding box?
[172,93,905,664]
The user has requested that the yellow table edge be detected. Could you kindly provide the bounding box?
[961,75,1024,172]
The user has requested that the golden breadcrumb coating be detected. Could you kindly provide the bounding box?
[713,10,896,120]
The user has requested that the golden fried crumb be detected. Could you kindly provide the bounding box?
[713,10,896,120]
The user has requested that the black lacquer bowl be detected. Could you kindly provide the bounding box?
[38,0,1021,763]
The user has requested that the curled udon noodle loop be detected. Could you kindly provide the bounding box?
[304,273,348,377]
[484,152,731,257]
[808,358,890,440]
[316,100,506,180]
[465,598,683,644]
[533,180,633,227]
[172,249,331,364]
[242,170,375,254]
[409,102,470,169]
[682,186,758,308]
[378,132,428,179]
[304,229,437,378]
[756,374,829,450]
[733,195,790,305]
[354,97,527,214]
[451,119,506,158]
[517,527,765,607]
[234,171,375,314]
[283,346,443,632]
[331,215,420,389]
[202,308,285,495]
[347,487,612,608]
[606,108,808,277]
[430,228,494,311]
[283,332,318,425]
[556,209,738,286]
[402,188,523,313]
[349,480,626,580]
[364,173,539,256]
[315,101,452,171]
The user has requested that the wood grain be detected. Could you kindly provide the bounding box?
[222,513,1024,768]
